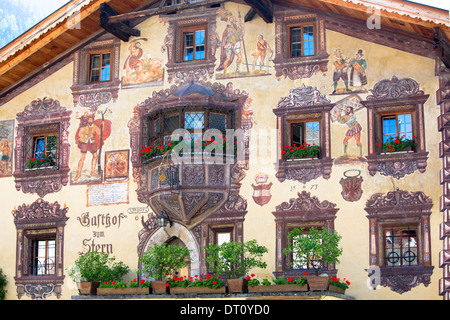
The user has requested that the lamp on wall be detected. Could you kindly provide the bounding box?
[156,210,173,228]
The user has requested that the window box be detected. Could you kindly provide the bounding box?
[13,98,71,197]
[362,76,429,179]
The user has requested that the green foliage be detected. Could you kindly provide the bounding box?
[379,135,416,153]
[0,268,7,300]
[204,240,268,279]
[283,143,321,159]
[283,227,343,276]
[139,243,191,281]
[99,277,152,289]
[168,274,225,289]
[66,251,130,283]
[329,276,351,290]
[272,275,307,286]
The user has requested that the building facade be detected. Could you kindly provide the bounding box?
[0,0,449,300]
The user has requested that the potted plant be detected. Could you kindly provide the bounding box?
[283,227,343,291]
[66,251,130,295]
[97,277,152,295]
[204,239,268,293]
[0,267,7,300]
[328,275,350,295]
[247,274,308,293]
[139,243,191,294]
[169,274,226,294]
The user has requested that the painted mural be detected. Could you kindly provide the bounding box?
[0,120,14,177]
[71,110,112,184]
[216,8,272,79]
[121,38,164,88]
[104,149,129,181]
[331,48,368,95]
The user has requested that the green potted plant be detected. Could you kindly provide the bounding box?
[66,251,130,295]
[139,243,191,294]
[328,275,350,295]
[378,135,416,153]
[283,227,343,291]
[0,267,7,300]
[204,239,268,293]
[169,273,226,294]
[282,143,321,160]
[247,274,308,293]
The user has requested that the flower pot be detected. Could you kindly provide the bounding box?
[170,286,226,294]
[307,276,329,291]
[97,287,151,295]
[226,278,248,293]
[151,281,168,294]
[248,284,308,293]
[328,285,345,295]
[77,281,100,295]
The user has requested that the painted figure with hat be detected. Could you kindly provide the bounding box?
[349,49,367,92]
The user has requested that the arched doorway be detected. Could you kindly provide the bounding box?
[140,222,200,278]
[166,236,190,279]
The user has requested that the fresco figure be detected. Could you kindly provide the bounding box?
[123,39,144,82]
[251,34,273,72]
[1,141,11,173]
[73,112,112,182]
[336,106,363,157]
[216,10,245,75]
[332,48,350,94]
[349,49,367,92]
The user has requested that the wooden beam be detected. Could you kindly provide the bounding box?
[106,0,226,24]
[434,27,450,69]
[99,3,141,42]
[244,8,257,22]
[242,0,273,23]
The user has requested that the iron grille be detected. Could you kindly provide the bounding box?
[384,227,418,267]
[29,239,56,276]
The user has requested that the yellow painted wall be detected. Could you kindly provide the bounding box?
[0,2,443,300]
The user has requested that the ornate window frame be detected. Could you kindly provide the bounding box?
[12,198,69,300]
[13,98,71,197]
[365,188,434,294]
[272,8,328,80]
[71,36,121,112]
[273,84,334,183]
[161,5,221,84]
[272,191,339,278]
[361,76,429,179]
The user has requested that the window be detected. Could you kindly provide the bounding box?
[273,85,333,183]
[289,25,315,57]
[13,198,69,299]
[182,27,206,62]
[290,121,320,146]
[144,107,233,154]
[24,123,59,170]
[88,51,111,83]
[383,227,418,267]
[365,188,433,294]
[272,191,339,278]
[30,238,56,276]
[13,98,71,197]
[272,12,328,80]
[381,113,413,143]
[216,230,232,245]
[362,76,429,179]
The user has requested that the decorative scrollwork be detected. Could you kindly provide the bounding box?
[275,191,336,212]
[367,76,424,100]
[276,84,330,108]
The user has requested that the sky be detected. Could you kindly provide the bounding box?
[0,0,449,49]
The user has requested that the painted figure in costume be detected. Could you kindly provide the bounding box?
[216,12,244,74]
[349,49,367,91]
[124,39,144,81]
[336,106,363,157]
[251,34,272,71]
[74,112,111,182]
[332,48,350,94]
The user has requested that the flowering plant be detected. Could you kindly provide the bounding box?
[26,155,52,168]
[282,143,321,159]
[378,135,416,153]
[138,135,238,161]
[168,274,224,289]
[328,275,350,290]
[99,277,152,289]
[272,275,308,287]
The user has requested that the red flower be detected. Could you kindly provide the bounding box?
[245,276,251,281]
[103,281,107,284]
[303,272,308,276]
[288,277,293,282]
[251,274,255,278]
[213,281,217,285]
[346,280,351,285]
[112,281,115,285]
[140,279,145,284]
[166,283,169,287]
